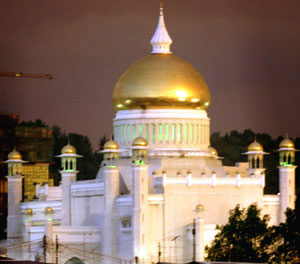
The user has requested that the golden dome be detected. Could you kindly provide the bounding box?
[195,204,205,211]
[208,146,218,156]
[61,143,76,154]
[8,149,22,160]
[103,140,119,150]
[44,207,53,214]
[248,140,263,152]
[279,138,294,149]
[132,137,148,147]
[113,54,211,110]
[24,208,33,215]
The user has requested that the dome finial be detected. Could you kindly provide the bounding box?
[150,2,173,54]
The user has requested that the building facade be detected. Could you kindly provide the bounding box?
[2,6,297,264]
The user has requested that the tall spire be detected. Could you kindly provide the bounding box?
[150,2,173,54]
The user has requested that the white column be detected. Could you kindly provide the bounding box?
[169,123,172,144]
[195,218,205,261]
[60,171,77,226]
[45,221,53,241]
[132,165,149,262]
[6,175,23,239]
[102,167,120,258]
[279,166,296,222]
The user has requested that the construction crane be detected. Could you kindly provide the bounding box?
[0,71,53,79]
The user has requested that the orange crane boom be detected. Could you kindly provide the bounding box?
[0,71,53,79]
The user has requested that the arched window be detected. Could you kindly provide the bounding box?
[288,154,292,165]
[139,124,143,137]
[165,124,169,142]
[152,124,156,143]
[184,124,188,143]
[177,124,182,143]
[159,124,163,143]
[171,124,176,143]
[145,124,149,142]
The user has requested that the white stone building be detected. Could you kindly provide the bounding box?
[3,5,297,264]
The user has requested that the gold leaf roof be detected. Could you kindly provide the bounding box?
[113,54,210,110]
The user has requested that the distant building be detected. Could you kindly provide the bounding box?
[0,114,54,239]
[2,6,297,264]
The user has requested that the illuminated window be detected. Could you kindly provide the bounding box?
[190,124,193,143]
[165,124,169,142]
[152,124,156,143]
[159,124,163,143]
[145,124,149,141]
[171,124,175,142]
[177,124,182,143]
[135,160,145,165]
[127,125,131,143]
[133,124,136,139]
[139,124,143,137]
[184,124,188,143]
[123,125,127,143]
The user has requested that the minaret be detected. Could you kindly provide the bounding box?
[56,142,82,226]
[151,2,173,54]
[131,137,149,262]
[243,139,267,177]
[277,136,297,222]
[101,140,121,258]
[5,148,27,239]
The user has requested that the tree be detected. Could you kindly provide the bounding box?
[266,207,300,263]
[205,204,270,263]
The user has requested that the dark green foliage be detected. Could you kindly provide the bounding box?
[19,119,48,128]
[205,204,270,263]
[266,207,300,263]
[210,129,300,194]
[94,135,109,167]
[206,203,300,263]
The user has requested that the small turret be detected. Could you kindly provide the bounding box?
[277,136,297,222]
[5,148,27,239]
[243,139,268,176]
[102,140,120,168]
[56,142,82,172]
[56,141,82,226]
[208,146,219,159]
[5,148,27,176]
[132,137,148,165]
[131,137,149,260]
[277,136,296,166]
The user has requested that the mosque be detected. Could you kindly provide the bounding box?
[3,5,297,264]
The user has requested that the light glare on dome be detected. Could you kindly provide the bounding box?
[117,104,123,108]
[204,102,209,106]
[125,100,131,104]
[175,90,188,101]
[191,98,199,102]
[175,90,188,98]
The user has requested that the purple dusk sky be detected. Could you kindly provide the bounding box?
[0,0,299,148]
